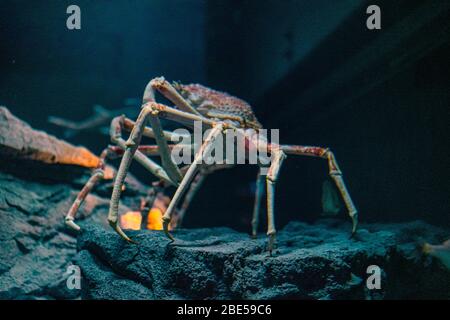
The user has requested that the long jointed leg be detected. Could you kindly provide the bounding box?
[326,151,358,236]
[108,106,156,242]
[265,150,287,255]
[280,145,358,235]
[251,168,266,238]
[143,77,202,116]
[137,101,227,184]
[65,147,114,231]
[110,116,174,185]
[65,170,104,231]
[162,124,224,241]
[64,139,175,232]
[122,117,190,142]
[142,77,207,184]
[147,113,183,184]
[107,101,221,242]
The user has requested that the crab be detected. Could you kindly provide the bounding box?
[65,77,358,255]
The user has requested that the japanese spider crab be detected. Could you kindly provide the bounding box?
[65,77,358,254]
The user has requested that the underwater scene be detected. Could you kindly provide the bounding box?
[0,0,449,304]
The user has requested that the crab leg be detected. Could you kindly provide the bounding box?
[251,168,266,238]
[280,145,358,236]
[124,144,194,157]
[142,77,205,184]
[134,100,230,184]
[108,101,224,242]
[64,142,170,232]
[265,149,287,255]
[147,114,183,184]
[122,117,190,142]
[143,77,202,116]
[162,124,224,241]
[145,102,222,128]
[65,171,103,231]
[65,147,117,231]
[107,107,158,243]
[110,116,174,185]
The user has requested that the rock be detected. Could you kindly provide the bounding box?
[75,220,450,300]
[0,171,129,299]
[0,168,146,300]
[0,108,149,299]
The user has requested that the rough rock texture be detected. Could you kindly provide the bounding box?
[0,108,146,299]
[75,220,450,300]
[0,171,141,300]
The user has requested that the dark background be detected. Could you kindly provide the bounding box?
[0,0,449,231]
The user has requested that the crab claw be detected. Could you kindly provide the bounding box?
[162,216,175,242]
[109,220,136,244]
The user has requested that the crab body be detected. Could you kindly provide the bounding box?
[176,83,263,130]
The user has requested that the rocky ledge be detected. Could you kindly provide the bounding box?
[75,219,450,300]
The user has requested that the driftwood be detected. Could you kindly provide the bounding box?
[0,106,100,168]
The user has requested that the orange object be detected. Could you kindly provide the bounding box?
[147,208,164,230]
[120,211,142,230]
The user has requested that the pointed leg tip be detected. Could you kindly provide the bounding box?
[65,218,81,232]
[109,220,134,243]
[128,238,138,244]
[165,233,175,243]
[163,220,175,242]
[119,232,134,243]
[349,223,358,239]
[350,212,358,238]
[166,230,175,242]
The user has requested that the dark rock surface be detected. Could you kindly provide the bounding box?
[0,107,146,299]
[75,219,450,300]
[0,171,140,300]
